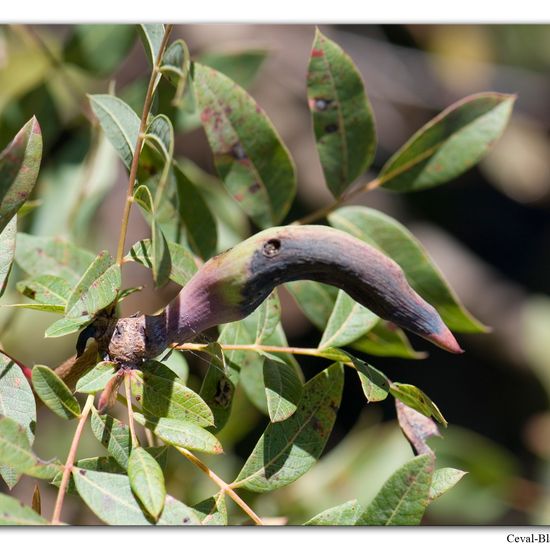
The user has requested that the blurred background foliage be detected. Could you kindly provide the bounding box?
[0,23,549,525]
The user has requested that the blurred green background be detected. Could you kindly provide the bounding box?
[1,24,550,525]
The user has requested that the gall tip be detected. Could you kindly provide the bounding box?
[427,326,464,354]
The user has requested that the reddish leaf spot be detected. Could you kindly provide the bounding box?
[311,48,324,57]
[248,182,261,194]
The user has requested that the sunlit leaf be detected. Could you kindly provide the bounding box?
[380,92,515,192]
[138,24,165,66]
[389,383,447,427]
[90,409,131,469]
[76,361,117,394]
[0,493,47,525]
[263,356,303,423]
[45,315,92,339]
[0,416,36,472]
[128,447,166,519]
[319,290,378,349]
[0,216,16,297]
[0,117,42,233]
[307,29,376,197]
[192,492,227,525]
[65,251,120,318]
[134,413,223,455]
[304,499,360,525]
[356,455,434,525]
[429,468,467,501]
[89,94,139,170]
[31,365,81,419]
[233,363,343,492]
[194,63,296,228]
[329,206,485,333]
[349,355,390,403]
[16,274,72,309]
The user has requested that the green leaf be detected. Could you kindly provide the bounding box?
[380,92,515,192]
[64,25,136,76]
[90,409,131,469]
[351,319,427,359]
[307,29,376,197]
[319,290,378,349]
[89,94,140,170]
[45,315,92,338]
[0,416,36,472]
[350,356,390,403]
[31,365,81,419]
[128,447,166,520]
[131,362,214,427]
[73,469,199,525]
[194,62,296,228]
[161,39,190,103]
[134,184,171,287]
[0,356,36,488]
[127,238,197,287]
[252,291,281,344]
[429,468,467,501]
[357,455,434,525]
[0,493,47,525]
[304,499,360,525]
[389,383,447,427]
[0,216,16,297]
[174,163,217,259]
[16,274,72,308]
[0,117,42,233]
[76,361,117,394]
[192,492,227,525]
[15,233,95,286]
[138,24,165,66]
[233,363,343,492]
[199,49,267,89]
[286,281,338,331]
[263,357,303,423]
[145,114,173,162]
[329,206,485,333]
[65,250,120,318]
[134,414,223,455]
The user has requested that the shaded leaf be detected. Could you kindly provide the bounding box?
[90,409,131,469]
[200,49,267,88]
[89,94,139,170]
[307,29,375,197]
[351,319,427,359]
[174,163,217,259]
[304,499,359,526]
[128,447,166,519]
[134,413,223,455]
[429,468,467,501]
[75,361,117,394]
[45,315,92,339]
[396,399,440,457]
[145,114,173,162]
[286,280,337,331]
[138,24,165,66]
[0,117,42,233]
[0,416,36,472]
[64,25,136,76]
[380,92,515,192]
[132,362,214,427]
[263,357,303,422]
[31,365,81,419]
[0,493,47,525]
[15,233,95,286]
[194,62,296,228]
[192,492,227,525]
[31,484,41,515]
[233,363,343,492]
[127,239,198,287]
[319,289,378,349]
[389,383,447,427]
[65,251,120,318]
[356,455,434,525]
[329,206,485,333]
[161,39,190,104]
[0,216,16,297]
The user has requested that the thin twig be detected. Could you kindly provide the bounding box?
[124,372,139,448]
[115,24,174,266]
[174,342,329,359]
[51,394,95,525]
[176,447,264,526]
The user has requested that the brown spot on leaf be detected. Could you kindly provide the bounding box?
[311,48,324,57]
[248,181,261,194]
